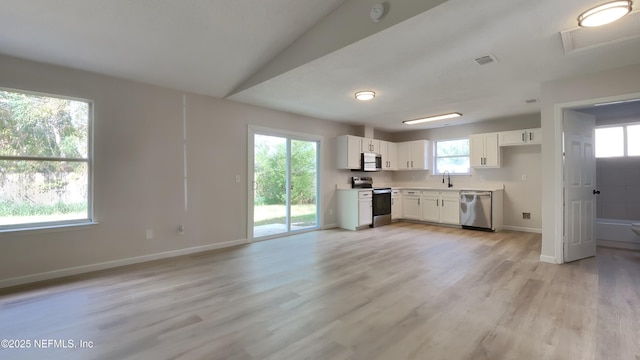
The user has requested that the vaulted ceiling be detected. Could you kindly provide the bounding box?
[1,0,639,131]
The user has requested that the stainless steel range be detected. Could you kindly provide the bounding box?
[351,177,392,227]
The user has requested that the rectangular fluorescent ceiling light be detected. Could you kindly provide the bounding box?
[403,112,462,125]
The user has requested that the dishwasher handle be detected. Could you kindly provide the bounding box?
[460,191,492,197]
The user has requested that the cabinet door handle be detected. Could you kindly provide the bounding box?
[411,161,414,168]
[418,198,420,205]
[529,132,533,141]
[437,199,439,207]
[522,132,525,142]
[442,200,444,207]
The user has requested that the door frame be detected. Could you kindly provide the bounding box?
[247,125,323,242]
[551,91,640,263]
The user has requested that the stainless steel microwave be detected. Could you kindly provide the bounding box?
[361,152,382,172]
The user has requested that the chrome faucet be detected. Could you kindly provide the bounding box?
[443,170,453,188]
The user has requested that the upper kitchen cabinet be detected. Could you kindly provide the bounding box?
[361,138,380,153]
[379,141,398,171]
[470,133,500,168]
[336,135,363,170]
[397,140,430,170]
[498,128,542,146]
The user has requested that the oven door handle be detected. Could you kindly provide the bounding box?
[372,189,392,195]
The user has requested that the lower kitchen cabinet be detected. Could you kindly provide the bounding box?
[440,192,460,225]
[421,190,460,225]
[402,190,422,220]
[421,191,440,223]
[337,189,372,230]
[391,189,403,220]
[358,193,372,227]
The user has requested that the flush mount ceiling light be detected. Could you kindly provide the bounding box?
[578,1,633,27]
[355,91,375,101]
[403,112,462,125]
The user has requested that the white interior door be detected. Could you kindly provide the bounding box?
[563,110,597,262]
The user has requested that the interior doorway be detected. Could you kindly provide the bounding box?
[559,96,640,262]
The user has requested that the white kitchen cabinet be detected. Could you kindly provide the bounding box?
[421,191,440,222]
[440,192,461,225]
[337,189,372,230]
[361,138,380,154]
[499,128,542,146]
[402,190,422,220]
[397,140,430,170]
[391,189,402,220]
[336,135,363,170]
[379,141,398,171]
[358,193,372,226]
[470,133,500,168]
[420,190,460,224]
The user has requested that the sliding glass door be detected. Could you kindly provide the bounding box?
[251,130,319,240]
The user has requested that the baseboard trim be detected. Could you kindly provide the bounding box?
[0,239,249,289]
[539,255,559,264]
[503,225,542,234]
[321,223,338,230]
[597,239,640,251]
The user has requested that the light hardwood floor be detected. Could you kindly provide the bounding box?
[1,223,639,360]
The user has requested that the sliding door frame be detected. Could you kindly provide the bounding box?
[247,125,323,242]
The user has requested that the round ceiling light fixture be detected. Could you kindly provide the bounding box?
[355,91,375,101]
[577,1,633,27]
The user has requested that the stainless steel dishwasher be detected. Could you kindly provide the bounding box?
[460,191,493,230]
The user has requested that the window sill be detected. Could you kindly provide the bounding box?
[0,221,98,237]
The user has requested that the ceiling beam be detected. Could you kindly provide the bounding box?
[227,0,448,97]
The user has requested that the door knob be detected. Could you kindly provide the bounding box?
[593,190,601,195]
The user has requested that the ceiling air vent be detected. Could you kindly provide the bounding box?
[525,98,539,104]
[560,10,640,54]
[474,54,497,65]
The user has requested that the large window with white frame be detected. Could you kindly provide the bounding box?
[434,138,470,174]
[0,88,92,230]
[595,123,640,158]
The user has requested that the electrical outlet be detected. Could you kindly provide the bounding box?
[522,212,531,220]
[177,224,184,235]
[235,175,241,183]
[145,229,154,240]
[329,209,333,216]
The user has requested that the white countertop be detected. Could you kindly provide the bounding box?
[393,186,504,192]
[337,186,504,192]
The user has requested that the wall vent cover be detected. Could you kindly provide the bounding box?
[561,10,640,54]
[474,54,497,65]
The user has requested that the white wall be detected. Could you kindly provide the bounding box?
[0,54,358,285]
[390,115,542,231]
[540,63,640,263]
